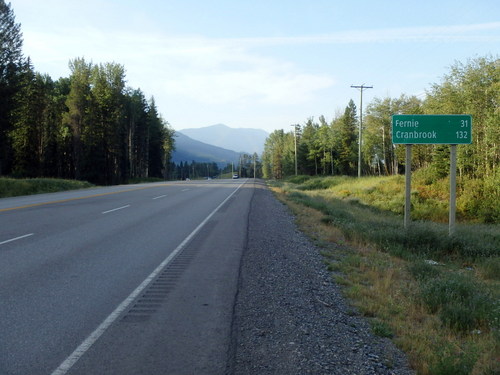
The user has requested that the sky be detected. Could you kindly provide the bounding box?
[11,0,500,134]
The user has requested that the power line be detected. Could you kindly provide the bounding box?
[351,84,373,177]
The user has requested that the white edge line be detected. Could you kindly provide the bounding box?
[101,205,131,214]
[152,195,167,200]
[0,233,34,246]
[50,181,245,375]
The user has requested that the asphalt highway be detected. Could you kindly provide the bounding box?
[0,179,253,375]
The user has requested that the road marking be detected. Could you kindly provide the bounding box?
[0,233,34,246]
[50,181,245,375]
[0,184,174,212]
[181,188,190,192]
[152,195,167,200]
[101,205,130,214]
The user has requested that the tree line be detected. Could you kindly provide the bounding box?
[168,153,262,180]
[262,55,499,184]
[0,1,175,185]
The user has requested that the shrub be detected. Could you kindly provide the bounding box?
[370,319,394,338]
[429,344,479,375]
[477,256,500,280]
[458,171,500,223]
[413,165,443,185]
[408,260,442,281]
[420,273,497,332]
[286,175,311,184]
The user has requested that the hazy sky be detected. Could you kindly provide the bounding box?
[12,0,500,133]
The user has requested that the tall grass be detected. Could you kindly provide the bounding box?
[0,177,93,198]
[287,189,499,262]
[285,171,500,224]
[419,272,498,332]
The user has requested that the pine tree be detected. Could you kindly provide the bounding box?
[89,62,126,184]
[9,59,53,177]
[0,0,24,175]
[147,98,165,178]
[125,88,149,179]
[300,118,320,175]
[334,99,358,175]
[162,122,175,179]
[64,58,92,180]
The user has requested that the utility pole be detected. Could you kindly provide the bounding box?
[351,84,373,177]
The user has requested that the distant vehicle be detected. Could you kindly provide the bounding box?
[232,174,239,179]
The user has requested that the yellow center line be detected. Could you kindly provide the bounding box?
[0,183,174,212]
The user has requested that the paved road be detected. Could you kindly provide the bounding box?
[0,179,253,375]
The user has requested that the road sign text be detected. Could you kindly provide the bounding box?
[392,114,472,144]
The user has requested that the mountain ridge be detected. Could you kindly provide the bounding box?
[171,132,241,166]
[179,124,268,155]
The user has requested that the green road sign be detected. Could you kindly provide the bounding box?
[392,114,472,144]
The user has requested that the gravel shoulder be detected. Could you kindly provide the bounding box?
[227,181,415,375]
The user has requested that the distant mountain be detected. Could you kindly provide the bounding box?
[172,132,241,166]
[179,124,268,155]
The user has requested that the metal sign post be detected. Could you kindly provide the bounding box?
[392,115,472,236]
[404,144,412,229]
[449,145,457,236]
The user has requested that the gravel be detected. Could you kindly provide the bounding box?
[227,182,415,375]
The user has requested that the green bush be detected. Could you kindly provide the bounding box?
[286,175,311,184]
[478,256,500,280]
[429,344,479,375]
[370,319,394,338]
[413,165,444,185]
[286,173,500,224]
[420,273,497,332]
[408,260,442,281]
[458,171,500,223]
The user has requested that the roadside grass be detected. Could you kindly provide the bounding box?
[290,171,499,224]
[0,177,94,198]
[269,176,499,375]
